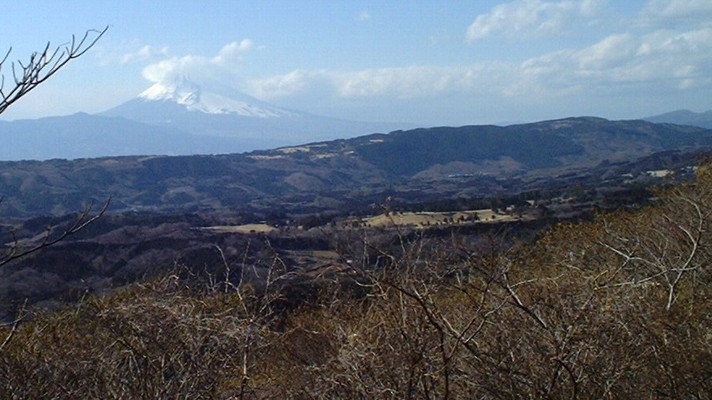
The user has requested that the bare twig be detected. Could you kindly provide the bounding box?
[1,198,110,267]
[0,300,27,353]
[0,26,108,114]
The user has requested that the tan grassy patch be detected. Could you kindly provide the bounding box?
[352,209,517,228]
[201,224,277,233]
[247,155,284,160]
[277,146,311,154]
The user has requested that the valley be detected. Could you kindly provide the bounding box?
[2,4,712,395]
[1,115,711,398]
[1,115,709,321]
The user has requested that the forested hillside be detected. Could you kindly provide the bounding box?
[1,117,710,218]
[1,162,709,399]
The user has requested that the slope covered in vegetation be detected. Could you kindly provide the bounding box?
[1,164,710,399]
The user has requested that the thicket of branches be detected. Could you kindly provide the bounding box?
[0,27,107,114]
[1,27,109,268]
[2,26,708,399]
[1,163,710,399]
[0,28,109,357]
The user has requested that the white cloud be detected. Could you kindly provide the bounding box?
[639,0,712,27]
[514,26,712,93]
[141,40,253,86]
[329,65,513,99]
[247,63,513,101]
[466,0,606,42]
[247,23,711,105]
[128,3,710,123]
[357,11,371,21]
[334,67,443,98]
[578,0,607,17]
[212,39,253,63]
[576,33,636,70]
[247,70,314,99]
[96,41,169,66]
[120,45,169,64]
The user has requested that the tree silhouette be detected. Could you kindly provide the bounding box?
[0,27,108,114]
[0,28,109,350]
[1,27,109,269]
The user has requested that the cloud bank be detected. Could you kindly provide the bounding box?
[120,45,169,64]
[136,0,712,123]
[245,29,710,101]
[466,0,607,42]
[141,39,253,87]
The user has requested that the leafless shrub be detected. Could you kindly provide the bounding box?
[1,164,711,398]
[0,245,293,399]
[0,28,108,353]
[0,199,110,268]
[272,163,712,399]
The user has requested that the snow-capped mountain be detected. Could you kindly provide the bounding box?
[101,77,408,150]
[0,78,409,161]
[137,76,294,118]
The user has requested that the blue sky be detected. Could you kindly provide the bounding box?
[1,0,710,126]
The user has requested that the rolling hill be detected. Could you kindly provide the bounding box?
[644,109,712,129]
[0,116,710,218]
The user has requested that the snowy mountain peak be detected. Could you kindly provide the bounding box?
[139,76,201,103]
[138,77,288,118]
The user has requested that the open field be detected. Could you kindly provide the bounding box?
[199,223,277,234]
[348,209,524,228]
[200,208,531,234]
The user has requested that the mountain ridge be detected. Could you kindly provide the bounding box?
[1,116,710,218]
[100,77,410,150]
[2,77,709,162]
[643,109,712,129]
[137,77,296,118]
[0,79,411,161]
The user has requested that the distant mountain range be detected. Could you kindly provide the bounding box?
[0,78,409,161]
[0,116,710,218]
[644,109,712,129]
[1,76,710,161]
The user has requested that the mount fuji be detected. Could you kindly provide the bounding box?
[135,77,295,118]
[100,77,408,151]
[0,77,408,161]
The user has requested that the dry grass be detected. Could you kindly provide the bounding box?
[351,209,519,228]
[200,223,277,233]
[1,164,709,399]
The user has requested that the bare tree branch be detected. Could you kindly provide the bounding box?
[0,26,108,115]
[1,198,110,267]
[0,300,26,353]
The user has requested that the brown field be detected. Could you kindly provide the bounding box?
[200,209,527,234]
[200,223,277,233]
[349,209,520,228]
